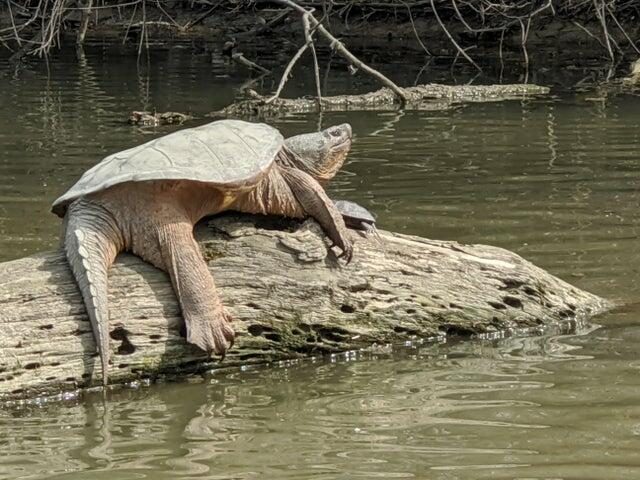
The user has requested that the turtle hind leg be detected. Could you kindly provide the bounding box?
[149,219,234,358]
[64,199,122,386]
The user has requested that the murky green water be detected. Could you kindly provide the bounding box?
[2,47,640,479]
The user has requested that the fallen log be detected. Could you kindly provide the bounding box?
[214,83,551,117]
[0,214,609,401]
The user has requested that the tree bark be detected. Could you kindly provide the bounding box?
[0,214,609,401]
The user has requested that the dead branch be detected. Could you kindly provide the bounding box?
[232,52,271,74]
[606,5,640,56]
[268,0,408,105]
[303,12,323,108]
[76,0,93,46]
[183,0,224,30]
[402,0,431,56]
[430,0,481,72]
[266,38,312,103]
[593,0,615,62]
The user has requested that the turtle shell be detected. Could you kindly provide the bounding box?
[334,200,376,224]
[52,120,283,217]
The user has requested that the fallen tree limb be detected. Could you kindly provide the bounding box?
[214,82,550,117]
[0,214,608,401]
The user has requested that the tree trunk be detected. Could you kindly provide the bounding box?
[0,214,609,401]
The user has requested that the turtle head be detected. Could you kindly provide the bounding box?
[284,123,352,182]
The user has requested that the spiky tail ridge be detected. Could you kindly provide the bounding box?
[63,199,120,386]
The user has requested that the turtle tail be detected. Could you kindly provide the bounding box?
[63,199,121,386]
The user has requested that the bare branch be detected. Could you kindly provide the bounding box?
[401,0,431,56]
[430,0,482,72]
[266,39,311,104]
[268,0,408,104]
[606,4,640,56]
[232,52,271,74]
[303,12,323,108]
[593,0,615,62]
[76,0,94,46]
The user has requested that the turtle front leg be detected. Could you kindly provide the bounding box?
[151,220,235,357]
[278,166,354,262]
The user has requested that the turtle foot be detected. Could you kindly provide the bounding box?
[186,307,235,359]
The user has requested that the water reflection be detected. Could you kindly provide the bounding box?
[4,319,637,480]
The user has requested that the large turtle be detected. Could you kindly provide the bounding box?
[53,119,353,385]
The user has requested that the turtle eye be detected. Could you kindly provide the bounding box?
[329,128,342,138]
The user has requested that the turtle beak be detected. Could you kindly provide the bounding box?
[328,123,353,150]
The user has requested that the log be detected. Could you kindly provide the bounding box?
[0,214,609,401]
[214,83,551,117]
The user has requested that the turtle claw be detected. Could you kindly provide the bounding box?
[339,244,353,264]
[187,307,235,359]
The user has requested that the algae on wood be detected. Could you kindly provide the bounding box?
[0,214,608,401]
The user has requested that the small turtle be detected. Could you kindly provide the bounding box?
[53,120,353,385]
[334,200,379,237]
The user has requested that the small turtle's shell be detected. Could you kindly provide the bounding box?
[334,200,376,226]
[52,120,283,217]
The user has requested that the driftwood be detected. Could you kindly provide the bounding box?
[128,111,192,126]
[215,83,551,117]
[0,214,609,401]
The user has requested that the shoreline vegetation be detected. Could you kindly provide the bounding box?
[2,2,640,85]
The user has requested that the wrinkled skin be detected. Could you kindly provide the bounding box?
[60,123,353,385]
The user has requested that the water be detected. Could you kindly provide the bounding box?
[1,47,640,479]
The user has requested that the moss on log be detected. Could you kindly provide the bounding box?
[214,83,551,117]
[0,214,608,401]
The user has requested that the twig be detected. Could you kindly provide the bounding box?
[76,0,94,46]
[431,0,481,72]
[266,40,311,103]
[519,18,530,83]
[267,0,408,105]
[303,12,323,108]
[401,1,431,56]
[34,0,69,57]
[572,20,608,51]
[137,0,148,61]
[519,17,530,68]
[235,8,293,38]
[7,0,22,46]
[123,2,138,45]
[451,0,475,32]
[593,0,615,62]
[606,5,640,55]
[232,52,271,74]
[498,27,505,82]
[154,0,186,30]
[183,1,224,30]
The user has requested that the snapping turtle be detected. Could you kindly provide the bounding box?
[53,120,353,385]
[334,200,379,236]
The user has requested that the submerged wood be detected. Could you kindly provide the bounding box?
[0,214,608,401]
[215,83,550,117]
